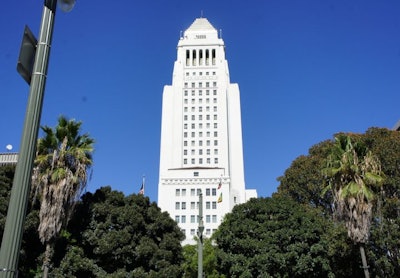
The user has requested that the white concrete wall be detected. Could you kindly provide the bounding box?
[158,18,256,245]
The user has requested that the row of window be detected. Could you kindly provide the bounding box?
[182,228,217,236]
[184,81,217,88]
[183,140,218,147]
[184,114,218,121]
[175,201,218,211]
[184,107,218,114]
[175,188,218,197]
[184,157,218,165]
[184,98,217,105]
[175,214,218,223]
[185,71,216,77]
[183,149,218,156]
[185,49,216,67]
[184,89,217,96]
[183,131,218,138]
[184,122,218,129]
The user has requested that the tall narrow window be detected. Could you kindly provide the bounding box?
[206,49,209,65]
[192,49,197,66]
[186,50,190,66]
[212,49,216,65]
[199,49,203,65]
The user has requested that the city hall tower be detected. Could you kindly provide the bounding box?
[158,17,257,245]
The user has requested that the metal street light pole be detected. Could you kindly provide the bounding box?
[0,1,58,276]
[198,191,204,278]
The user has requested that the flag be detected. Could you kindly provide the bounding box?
[218,180,222,189]
[217,192,222,203]
[138,176,145,195]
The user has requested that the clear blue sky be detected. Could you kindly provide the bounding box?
[1,1,399,202]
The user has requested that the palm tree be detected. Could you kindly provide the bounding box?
[31,116,94,277]
[323,135,384,278]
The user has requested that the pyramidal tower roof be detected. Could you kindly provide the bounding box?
[180,17,222,45]
[186,18,216,32]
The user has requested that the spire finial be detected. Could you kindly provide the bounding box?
[200,10,203,18]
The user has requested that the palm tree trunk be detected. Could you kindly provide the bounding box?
[42,243,53,278]
[359,244,370,278]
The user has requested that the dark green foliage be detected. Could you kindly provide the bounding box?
[51,186,184,276]
[276,128,400,277]
[361,128,400,277]
[214,196,360,277]
[276,139,334,212]
[0,165,14,238]
[1,166,185,276]
[0,165,43,277]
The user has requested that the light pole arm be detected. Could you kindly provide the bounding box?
[0,2,56,277]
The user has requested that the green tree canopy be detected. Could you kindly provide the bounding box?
[0,165,43,277]
[213,196,359,277]
[276,128,400,277]
[51,186,185,277]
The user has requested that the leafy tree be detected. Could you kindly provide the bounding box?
[31,116,94,277]
[323,135,384,278]
[182,238,224,278]
[277,128,400,276]
[0,165,15,237]
[51,186,185,277]
[276,139,333,211]
[214,196,359,277]
[361,128,400,277]
[0,165,43,277]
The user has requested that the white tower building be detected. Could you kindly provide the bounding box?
[158,17,257,245]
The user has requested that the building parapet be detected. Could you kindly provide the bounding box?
[0,153,19,165]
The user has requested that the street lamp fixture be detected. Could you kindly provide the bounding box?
[0,1,75,276]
